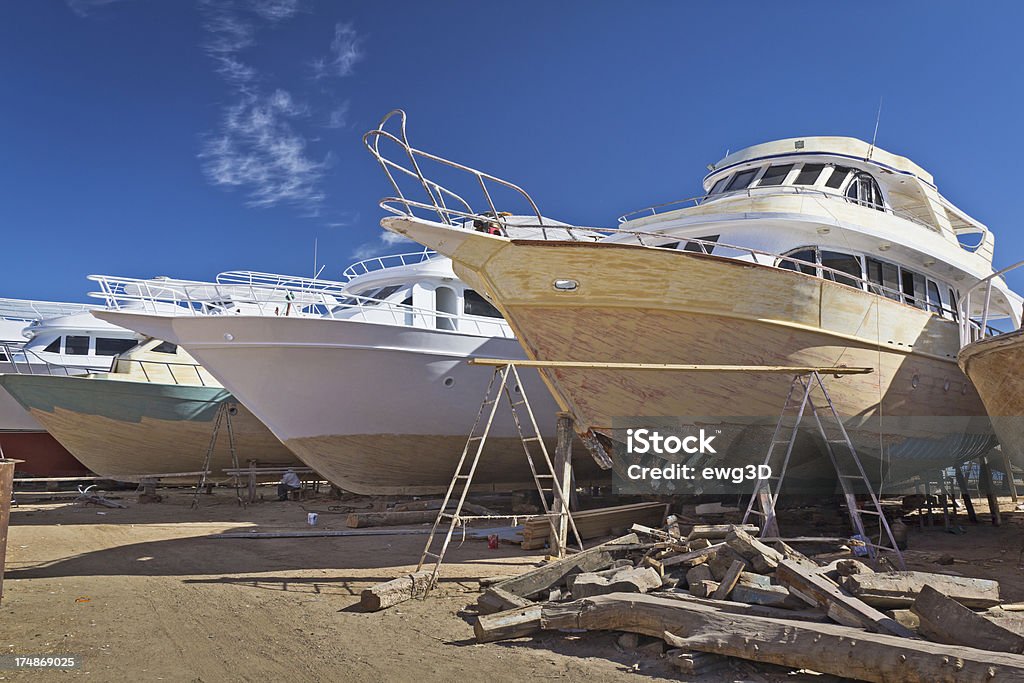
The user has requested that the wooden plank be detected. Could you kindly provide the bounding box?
[955,465,979,523]
[911,584,1024,653]
[775,560,916,637]
[495,533,638,599]
[538,593,1024,683]
[477,586,534,615]
[359,571,433,611]
[660,542,722,569]
[346,510,437,528]
[725,527,783,573]
[980,455,1003,526]
[711,560,745,600]
[685,524,758,541]
[521,503,665,550]
[474,604,543,642]
[551,412,574,558]
[468,359,873,374]
[650,591,829,622]
[843,571,1001,609]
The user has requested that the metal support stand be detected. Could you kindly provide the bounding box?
[742,371,906,569]
[192,402,244,509]
[416,364,583,595]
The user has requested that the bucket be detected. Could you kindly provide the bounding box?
[306,512,318,526]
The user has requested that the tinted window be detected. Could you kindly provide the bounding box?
[846,172,884,209]
[65,335,90,355]
[43,337,61,353]
[96,338,137,356]
[820,251,862,288]
[948,288,959,321]
[463,290,503,319]
[708,177,729,195]
[683,235,719,254]
[825,166,852,189]
[151,341,178,354]
[927,281,943,314]
[794,163,826,186]
[757,164,793,187]
[366,285,403,306]
[900,270,927,310]
[866,258,900,300]
[780,249,817,275]
[725,168,758,191]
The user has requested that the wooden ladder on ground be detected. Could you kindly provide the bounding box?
[416,363,583,595]
[742,371,905,569]
[191,401,244,508]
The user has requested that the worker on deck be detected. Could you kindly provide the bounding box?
[278,468,302,501]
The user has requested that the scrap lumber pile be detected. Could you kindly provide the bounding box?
[472,523,1024,682]
[520,502,668,549]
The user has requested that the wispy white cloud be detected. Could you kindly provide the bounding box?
[252,0,300,22]
[65,0,129,18]
[201,89,327,208]
[325,101,350,129]
[312,22,363,79]
[351,230,413,260]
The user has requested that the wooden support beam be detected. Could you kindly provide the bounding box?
[0,459,18,605]
[954,465,978,524]
[1001,447,1019,503]
[346,510,438,527]
[711,560,745,600]
[551,412,574,558]
[979,455,1003,526]
[843,571,1001,609]
[539,593,1024,683]
[359,571,433,611]
[474,604,542,643]
[911,585,1024,654]
[468,359,873,374]
[477,586,533,615]
[775,560,916,637]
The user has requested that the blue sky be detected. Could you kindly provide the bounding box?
[2,1,1024,301]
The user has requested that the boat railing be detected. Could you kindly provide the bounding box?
[958,260,1024,347]
[365,110,596,242]
[0,297,94,322]
[617,185,942,235]
[89,274,513,338]
[341,250,439,280]
[0,342,110,376]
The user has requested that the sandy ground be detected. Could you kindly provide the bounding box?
[2,489,1024,682]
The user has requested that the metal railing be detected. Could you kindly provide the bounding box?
[342,250,439,280]
[88,274,516,339]
[957,260,1024,347]
[0,342,110,376]
[365,110,598,242]
[0,297,94,322]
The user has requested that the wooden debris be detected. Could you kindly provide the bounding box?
[572,567,661,598]
[711,559,746,600]
[911,584,1024,653]
[494,533,638,600]
[693,502,737,516]
[667,648,732,676]
[652,591,829,622]
[474,604,542,643]
[708,546,751,580]
[886,609,920,631]
[521,502,667,550]
[725,527,783,573]
[689,579,719,598]
[685,563,713,588]
[843,571,1001,609]
[660,542,721,569]
[360,571,432,611]
[685,523,757,541]
[539,593,1024,683]
[346,510,437,528]
[775,559,915,637]
[730,583,805,609]
[477,586,533,615]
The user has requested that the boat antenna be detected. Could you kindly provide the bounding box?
[866,97,883,160]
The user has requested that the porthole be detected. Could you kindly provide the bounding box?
[961,383,968,395]
[943,379,950,392]
[553,279,579,291]
[911,374,919,389]
[443,377,455,388]
[223,333,234,341]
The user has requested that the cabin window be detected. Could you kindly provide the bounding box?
[947,288,960,321]
[463,290,502,319]
[708,177,729,195]
[151,341,178,354]
[43,337,61,353]
[96,338,136,356]
[926,281,942,314]
[725,168,758,192]
[900,270,927,310]
[824,166,853,189]
[794,164,826,186]
[820,251,862,288]
[683,235,719,254]
[757,164,793,187]
[659,241,681,250]
[866,258,901,300]
[780,249,817,275]
[65,335,90,355]
[846,172,884,210]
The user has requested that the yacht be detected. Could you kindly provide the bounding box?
[93,254,607,495]
[370,111,1022,491]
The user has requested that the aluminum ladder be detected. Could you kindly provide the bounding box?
[742,371,905,569]
[416,363,583,594]
[191,401,244,508]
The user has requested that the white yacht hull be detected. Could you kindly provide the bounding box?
[94,311,607,495]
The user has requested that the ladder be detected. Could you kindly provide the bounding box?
[191,401,244,509]
[742,371,905,569]
[416,363,584,594]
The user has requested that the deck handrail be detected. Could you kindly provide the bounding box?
[957,260,1024,347]
[341,250,439,280]
[0,298,94,322]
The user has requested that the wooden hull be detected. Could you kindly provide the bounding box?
[0,374,299,483]
[384,218,995,488]
[959,330,1024,469]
